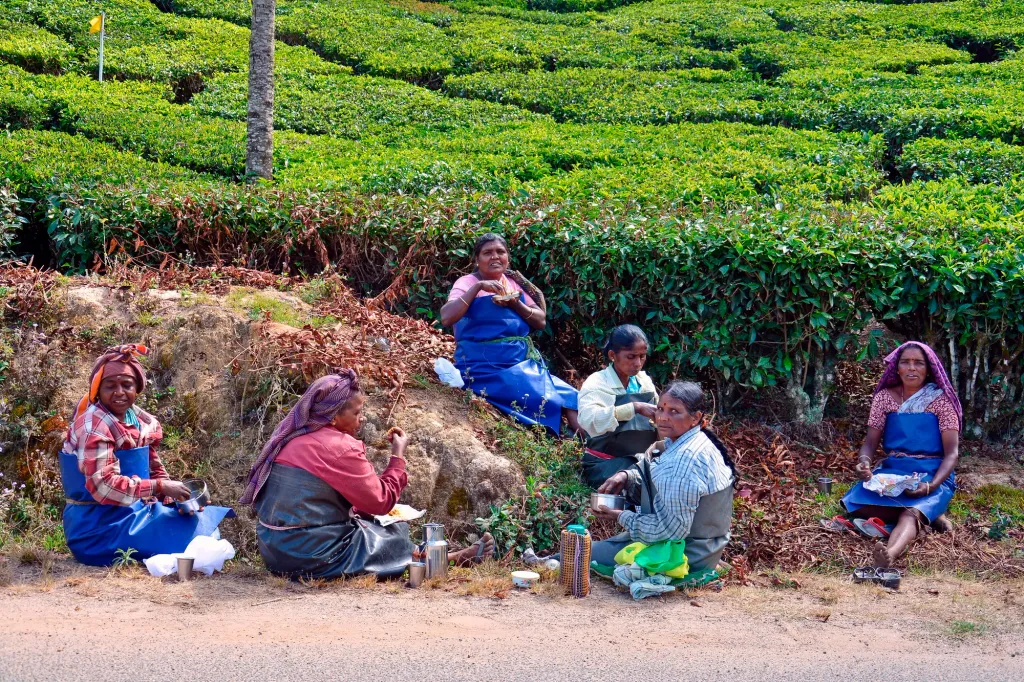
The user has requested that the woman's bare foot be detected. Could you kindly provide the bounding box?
[930,514,953,533]
[872,542,892,568]
[449,532,496,567]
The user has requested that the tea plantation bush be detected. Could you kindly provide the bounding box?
[3,0,1024,435]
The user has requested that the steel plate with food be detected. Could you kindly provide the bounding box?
[492,293,519,303]
[590,492,626,511]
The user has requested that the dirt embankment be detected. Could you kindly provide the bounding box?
[0,265,524,555]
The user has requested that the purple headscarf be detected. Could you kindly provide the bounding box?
[874,341,963,432]
[240,370,361,505]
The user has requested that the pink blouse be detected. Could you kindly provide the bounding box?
[867,391,959,433]
[275,426,407,516]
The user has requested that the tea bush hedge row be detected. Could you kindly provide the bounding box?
[0,7,77,74]
[146,0,1022,84]
[898,138,1024,183]
[770,0,1024,55]
[192,71,537,140]
[9,0,343,85]
[0,65,884,203]
[3,132,1022,433]
[445,60,1024,147]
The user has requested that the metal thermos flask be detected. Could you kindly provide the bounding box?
[424,523,448,580]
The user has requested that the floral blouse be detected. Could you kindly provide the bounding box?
[867,391,959,433]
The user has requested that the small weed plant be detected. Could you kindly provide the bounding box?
[475,413,590,556]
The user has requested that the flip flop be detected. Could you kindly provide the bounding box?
[853,517,890,538]
[876,567,902,590]
[852,566,877,583]
[820,516,858,534]
[864,517,892,538]
[470,534,495,564]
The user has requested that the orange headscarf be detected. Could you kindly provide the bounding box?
[73,344,150,421]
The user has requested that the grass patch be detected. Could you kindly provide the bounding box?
[179,289,214,308]
[227,289,309,327]
[136,311,163,327]
[975,484,1024,517]
[298,277,341,306]
[950,620,987,636]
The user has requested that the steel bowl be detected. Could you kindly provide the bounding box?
[175,479,209,513]
[591,492,626,512]
[183,479,211,506]
[176,496,201,514]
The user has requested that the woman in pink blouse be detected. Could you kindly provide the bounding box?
[241,371,493,579]
[842,342,961,568]
[439,233,580,435]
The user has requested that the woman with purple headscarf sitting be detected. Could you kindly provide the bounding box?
[240,370,493,580]
[841,341,962,568]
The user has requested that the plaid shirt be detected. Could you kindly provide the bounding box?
[62,402,167,505]
[618,425,734,544]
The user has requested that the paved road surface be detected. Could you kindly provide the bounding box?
[1,570,1021,682]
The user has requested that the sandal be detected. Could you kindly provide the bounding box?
[853,517,891,538]
[851,566,902,589]
[470,532,495,565]
[852,566,877,583]
[876,567,902,590]
[820,515,858,534]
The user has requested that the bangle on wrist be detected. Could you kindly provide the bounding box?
[525,307,535,320]
[459,295,472,306]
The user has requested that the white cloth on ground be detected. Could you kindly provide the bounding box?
[144,535,235,577]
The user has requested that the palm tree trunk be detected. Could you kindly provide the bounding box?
[246,0,275,181]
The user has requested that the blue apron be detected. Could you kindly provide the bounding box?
[454,294,578,433]
[842,412,955,523]
[61,447,235,566]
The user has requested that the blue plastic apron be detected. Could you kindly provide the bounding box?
[61,447,235,566]
[454,294,577,433]
[842,412,955,523]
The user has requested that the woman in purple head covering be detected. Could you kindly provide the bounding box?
[243,371,493,579]
[840,342,962,569]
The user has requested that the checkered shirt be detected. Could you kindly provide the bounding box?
[62,403,167,505]
[619,425,734,544]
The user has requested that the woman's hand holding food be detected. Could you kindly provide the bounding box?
[476,279,506,295]
[632,402,656,419]
[855,458,873,482]
[389,427,409,459]
[904,480,932,498]
[598,471,628,495]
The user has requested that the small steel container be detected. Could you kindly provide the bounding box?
[408,562,426,588]
[817,477,834,495]
[423,523,446,543]
[176,555,194,582]
[425,542,448,580]
[590,492,626,512]
[184,479,211,506]
[176,479,210,514]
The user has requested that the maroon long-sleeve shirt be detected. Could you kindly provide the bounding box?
[274,426,407,516]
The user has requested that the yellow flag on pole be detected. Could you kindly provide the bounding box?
[89,15,103,33]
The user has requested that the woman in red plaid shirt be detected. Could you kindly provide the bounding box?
[60,345,233,566]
